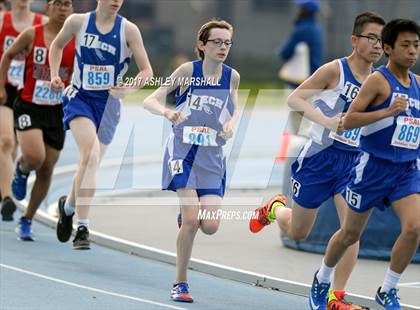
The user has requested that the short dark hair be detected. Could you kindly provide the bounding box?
[352,12,386,35]
[382,19,420,52]
[196,19,233,60]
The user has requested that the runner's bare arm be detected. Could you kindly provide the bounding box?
[287,60,342,130]
[229,69,240,125]
[49,14,83,82]
[220,69,240,140]
[0,27,34,89]
[124,21,153,88]
[143,62,193,122]
[344,72,407,129]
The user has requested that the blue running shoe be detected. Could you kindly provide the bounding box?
[12,162,29,201]
[16,217,35,241]
[309,271,330,310]
[171,282,193,303]
[375,287,401,309]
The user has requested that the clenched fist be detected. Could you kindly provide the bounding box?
[164,109,186,125]
[387,96,408,117]
[50,76,64,92]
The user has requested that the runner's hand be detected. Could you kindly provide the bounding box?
[337,113,346,132]
[109,85,137,99]
[51,76,64,92]
[387,96,408,117]
[325,113,345,133]
[219,119,234,140]
[164,109,186,125]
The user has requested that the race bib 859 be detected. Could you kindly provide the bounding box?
[82,64,114,90]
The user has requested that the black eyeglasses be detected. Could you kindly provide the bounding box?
[356,34,382,45]
[49,0,73,8]
[206,39,233,48]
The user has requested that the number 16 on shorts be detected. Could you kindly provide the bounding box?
[291,177,301,197]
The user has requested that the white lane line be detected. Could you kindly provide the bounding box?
[399,282,420,288]
[0,263,186,310]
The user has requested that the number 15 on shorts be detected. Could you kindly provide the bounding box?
[345,187,362,209]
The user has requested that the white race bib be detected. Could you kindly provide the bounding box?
[82,64,114,90]
[32,80,63,105]
[391,116,420,149]
[329,128,362,147]
[182,126,218,147]
[7,59,25,88]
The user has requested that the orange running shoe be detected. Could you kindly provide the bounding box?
[249,194,286,233]
[327,290,365,310]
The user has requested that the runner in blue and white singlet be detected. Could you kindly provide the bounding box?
[344,66,419,212]
[314,19,420,309]
[49,0,153,250]
[162,59,234,196]
[63,10,132,144]
[290,57,364,209]
[144,20,240,303]
[248,13,387,310]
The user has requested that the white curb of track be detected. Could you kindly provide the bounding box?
[19,158,420,310]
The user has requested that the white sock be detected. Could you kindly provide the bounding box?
[317,259,334,284]
[380,267,401,293]
[64,198,75,216]
[77,219,89,229]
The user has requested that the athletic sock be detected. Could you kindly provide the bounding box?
[64,198,75,216]
[77,219,89,230]
[317,259,334,284]
[380,267,401,293]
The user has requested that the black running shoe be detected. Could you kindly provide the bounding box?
[1,197,17,221]
[73,226,90,250]
[56,196,73,242]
